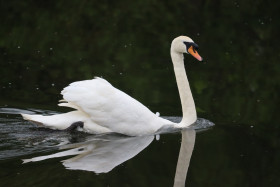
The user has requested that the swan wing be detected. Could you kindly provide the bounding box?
[61,77,165,135]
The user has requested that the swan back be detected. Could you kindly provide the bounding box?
[61,77,170,136]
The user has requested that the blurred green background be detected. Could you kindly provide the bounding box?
[0,0,280,186]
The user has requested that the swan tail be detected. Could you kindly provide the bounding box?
[21,111,87,130]
[21,113,45,126]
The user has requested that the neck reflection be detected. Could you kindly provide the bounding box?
[173,129,196,187]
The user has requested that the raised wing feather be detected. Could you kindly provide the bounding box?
[61,77,165,135]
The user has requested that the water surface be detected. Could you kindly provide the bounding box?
[0,108,212,187]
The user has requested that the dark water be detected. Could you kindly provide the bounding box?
[1,0,280,186]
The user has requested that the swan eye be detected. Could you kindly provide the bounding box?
[183,42,199,53]
[183,42,192,51]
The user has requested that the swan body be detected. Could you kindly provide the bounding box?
[22,36,203,136]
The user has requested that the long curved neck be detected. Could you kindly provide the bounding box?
[171,51,197,126]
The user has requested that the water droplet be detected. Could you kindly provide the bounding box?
[120,72,123,75]
[156,134,160,141]
[17,46,21,49]
[250,125,254,128]
[258,19,264,25]
[124,45,127,48]
[51,83,55,86]
[36,88,39,90]
[50,48,53,50]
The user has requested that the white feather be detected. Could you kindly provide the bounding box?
[60,78,171,135]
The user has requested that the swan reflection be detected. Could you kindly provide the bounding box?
[23,134,154,173]
[23,129,197,185]
[23,127,202,186]
[173,129,196,187]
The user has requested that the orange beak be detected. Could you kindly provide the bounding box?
[188,46,203,61]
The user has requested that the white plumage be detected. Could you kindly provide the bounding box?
[22,36,203,136]
[22,78,171,135]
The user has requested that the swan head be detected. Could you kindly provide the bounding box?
[171,36,203,61]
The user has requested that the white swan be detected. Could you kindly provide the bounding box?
[21,36,203,136]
